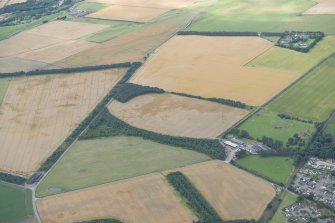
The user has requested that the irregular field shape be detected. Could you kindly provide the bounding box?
[248,36,335,73]
[109,94,249,138]
[270,192,297,223]
[86,0,200,9]
[16,40,98,64]
[0,69,126,175]
[303,0,335,14]
[56,23,179,67]
[87,5,169,23]
[268,55,335,121]
[37,173,197,223]
[36,136,209,197]
[23,20,108,40]
[130,36,300,106]
[235,156,294,184]
[168,160,276,220]
[0,57,60,73]
[0,181,34,223]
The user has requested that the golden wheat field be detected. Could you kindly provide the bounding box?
[166,160,276,220]
[0,68,126,176]
[130,36,300,106]
[303,0,335,14]
[37,173,197,223]
[86,0,200,9]
[109,93,249,138]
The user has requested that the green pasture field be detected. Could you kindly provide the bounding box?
[36,136,210,197]
[235,155,294,184]
[325,115,335,135]
[188,0,335,34]
[0,78,10,105]
[238,109,314,143]
[270,192,297,223]
[268,54,335,122]
[0,181,34,223]
[248,36,335,73]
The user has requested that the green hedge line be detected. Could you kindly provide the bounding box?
[0,62,133,78]
[178,31,259,36]
[114,83,165,103]
[77,219,122,223]
[38,62,142,172]
[80,108,225,160]
[0,172,26,185]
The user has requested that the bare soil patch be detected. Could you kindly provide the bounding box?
[0,68,126,175]
[109,93,248,138]
[130,36,300,106]
[37,173,196,223]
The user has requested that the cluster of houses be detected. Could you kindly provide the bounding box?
[222,136,271,155]
[307,158,335,171]
[283,203,321,222]
[277,31,323,50]
[292,159,335,209]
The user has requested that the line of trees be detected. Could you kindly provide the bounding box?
[178,31,259,36]
[80,108,226,160]
[0,62,133,78]
[114,83,165,103]
[77,219,123,223]
[277,113,314,124]
[38,62,142,172]
[171,92,250,109]
[0,172,26,185]
[166,172,221,222]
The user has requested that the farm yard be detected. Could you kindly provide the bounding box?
[37,173,197,223]
[108,93,249,138]
[268,54,335,122]
[0,181,34,223]
[36,136,209,197]
[130,35,300,106]
[0,68,126,175]
[167,160,276,220]
[303,0,335,15]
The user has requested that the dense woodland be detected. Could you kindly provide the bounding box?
[0,0,80,25]
[0,172,26,185]
[81,108,226,160]
[114,83,165,103]
[38,62,142,172]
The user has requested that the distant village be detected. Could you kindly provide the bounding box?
[276,31,324,52]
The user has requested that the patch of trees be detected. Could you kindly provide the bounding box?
[38,62,142,172]
[0,0,80,26]
[277,113,314,124]
[0,172,26,185]
[178,31,259,36]
[77,219,122,223]
[166,172,222,222]
[171,92,250,109]
[307,123,335,159]
[26,172,44,185]
[114,83,165,103]
[80,108,226,160]
[260,32,284,37]
[228,129,254,139]
[0,62,133,78]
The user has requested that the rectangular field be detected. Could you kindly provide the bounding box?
[130,35,300,106]
[86,0,199,9]
[268,54,335,122]
[235,156,294,184]
[0,57,60,73]
[37,173,197,223]
[167,160,276,220]
[87,5,169,23]
[0,68,126,176]
[36,136,209,197]
[109,93,249,138]
[0,181,34,223]
[0,78,10,105]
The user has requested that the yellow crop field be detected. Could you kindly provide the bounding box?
[0,68,126,176]
[109,93,248,138]
[303,0,335,14]
[37,173,196,223]
[130,36,300,106]
[167,160,276,220]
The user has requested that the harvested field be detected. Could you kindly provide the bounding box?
[37,173,196,223]
[0,68,126,175]
[86,0,200,9]
[7,0,27,4]
[87,5,169,23]
[303,0,335,14]
[130,36,300,106]
[0,57,59,73]
[109,93,248,138]
[56,23,180,67]
[167,160,276,220]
